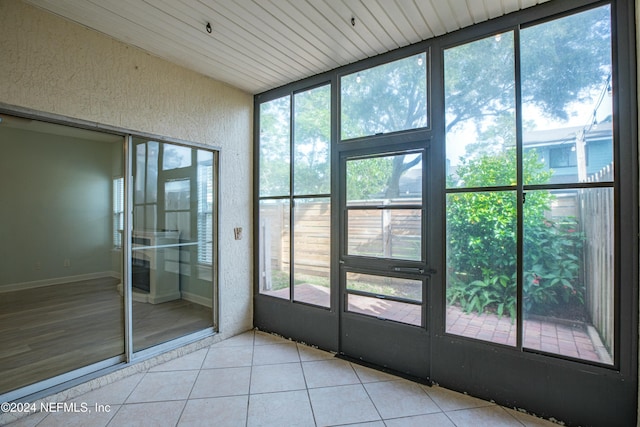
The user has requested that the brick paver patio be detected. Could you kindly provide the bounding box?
[263,283,612,364]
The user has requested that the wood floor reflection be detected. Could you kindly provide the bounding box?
[0,277,212,395]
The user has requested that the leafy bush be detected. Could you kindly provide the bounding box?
[446,148,584,319]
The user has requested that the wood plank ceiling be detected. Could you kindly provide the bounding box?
[25,0,550,94]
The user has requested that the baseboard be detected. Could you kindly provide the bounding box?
[0,271,118,293]
[181,291,213,308]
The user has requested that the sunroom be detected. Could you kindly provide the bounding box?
[0,0,637,426]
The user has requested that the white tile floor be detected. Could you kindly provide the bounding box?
[7,330,560,427]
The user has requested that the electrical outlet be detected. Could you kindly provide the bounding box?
[35,261,41,270]
[234,227,243,240]
[64,258,71,267]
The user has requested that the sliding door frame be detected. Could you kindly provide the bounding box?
[0,103,221,403]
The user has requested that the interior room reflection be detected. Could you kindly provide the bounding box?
[0,115,125,395]
[0,116,215,396]
[130,138,214,352]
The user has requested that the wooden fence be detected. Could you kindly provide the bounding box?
[259,179,615,356]
[258,200,421,290]
[580,164,614,354]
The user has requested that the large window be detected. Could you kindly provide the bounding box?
[445,5,615,364]
[254,1,635,424]
[340,53,428,140]
[258,84,331,307]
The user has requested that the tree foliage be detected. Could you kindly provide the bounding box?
[447,148,585,317]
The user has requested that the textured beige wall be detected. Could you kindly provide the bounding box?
[0,1,253,336]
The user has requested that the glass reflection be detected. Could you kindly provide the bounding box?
[346,272,422,326]
[131,138,215,352]
[0,116,125,394]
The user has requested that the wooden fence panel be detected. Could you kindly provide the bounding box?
[580,164,614,353]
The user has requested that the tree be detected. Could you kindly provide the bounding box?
[294,85,331,195]
[259,96,290,197]
[444,6,609,318]
[445,5,611,136]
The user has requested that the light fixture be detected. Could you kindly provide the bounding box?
[417,56,423,66]
[351,17,356,27]
[206,22,212,34]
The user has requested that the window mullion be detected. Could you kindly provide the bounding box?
[514,26,524,351]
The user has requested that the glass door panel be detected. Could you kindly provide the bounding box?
[346,272,422,326]
[131,138,216,352]
[346,152,423,261]
[0,116,125,395]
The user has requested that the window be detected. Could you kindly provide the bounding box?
[341,53,428,140]
[445,5,615,364]
[198,150,214,265]
[113,177,124,249]
[258,84,331,307]
[549,146,580,168]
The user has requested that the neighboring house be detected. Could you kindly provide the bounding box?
[524,118,613,184]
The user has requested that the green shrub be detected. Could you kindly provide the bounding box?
[447,149,584,318]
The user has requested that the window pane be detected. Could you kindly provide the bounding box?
[163,143,191,170]
[258,199,290,299]
[523,189,613,364]
[132,138,214,352]
[445,32,516,188]
[347,209,421,261]
[521,5,613,185]
[0,118,125,394]
[293,198,330,307]
[259,96,291,197]
[446,191,517,346]
[341,53,427,140]
[347,272,422,302]
[347,294,421,326]
[346,272,422,326]
[197,150,214,266]
[165,179,190,210]
[347,153,422,205]
[294,85,330,195]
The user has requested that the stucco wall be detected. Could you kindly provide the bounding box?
[0,0,253,337]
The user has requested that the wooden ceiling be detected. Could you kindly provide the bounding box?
[25,0,550,94]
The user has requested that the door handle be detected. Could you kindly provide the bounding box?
[391,266,424,274]
[391,266,437,277]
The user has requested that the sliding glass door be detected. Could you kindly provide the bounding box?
[0,114,126,397]
[0,116,219,402]
[131,138,217,352]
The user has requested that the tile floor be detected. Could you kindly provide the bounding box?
[7,330,562,427]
